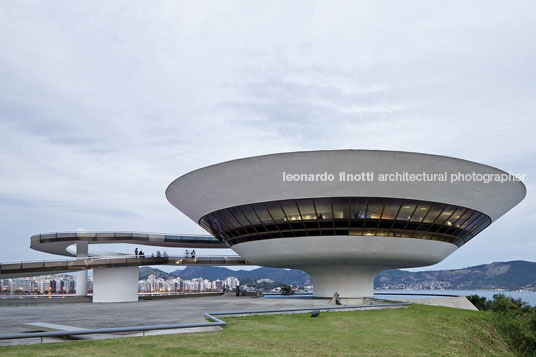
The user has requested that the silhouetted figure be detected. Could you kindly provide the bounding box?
[335,293,341,305]
[185,249,190,258]
[236,284,240,296]
[134,248,138,256]
[331,292,342,305]
[191,250,196,258]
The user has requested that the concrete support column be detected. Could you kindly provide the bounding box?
[92,266,139,303]
[301,265,384,298]
[75,241,89,296]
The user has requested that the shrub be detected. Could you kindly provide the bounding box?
[467,293,536,355]
[489,309,536,356]
[489,294,532,313]
[467,294,490,311]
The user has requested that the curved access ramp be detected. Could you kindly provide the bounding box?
[1,231,247,302]
[0,255,249,279]
[31,232,226,257]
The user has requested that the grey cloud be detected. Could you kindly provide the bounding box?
[0,1,534,269]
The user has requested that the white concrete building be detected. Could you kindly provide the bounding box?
[7,149,524,303]
[166,150,526,298]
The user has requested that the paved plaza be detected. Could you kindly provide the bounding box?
[0,295,377,346]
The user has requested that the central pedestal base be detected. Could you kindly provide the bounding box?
[302,265,383,298]
[92,266,139,303]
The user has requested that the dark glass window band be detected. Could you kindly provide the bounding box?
[198,197,491,248]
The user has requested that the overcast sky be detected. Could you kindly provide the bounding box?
[0,1,534,272]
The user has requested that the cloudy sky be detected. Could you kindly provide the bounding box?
[0,1,534,271]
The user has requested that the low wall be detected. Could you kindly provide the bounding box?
[402,296,478,310]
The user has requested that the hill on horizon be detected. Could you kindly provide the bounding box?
[139,260,536,291]
[375,260,536,290]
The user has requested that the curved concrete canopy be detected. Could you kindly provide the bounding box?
[166,150,526,222]
[31,232,225,257]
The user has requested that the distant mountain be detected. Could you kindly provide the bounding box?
[139,266,169,280]
[170,266,312,286]
[375,260,536,290]
[138,261,536,291]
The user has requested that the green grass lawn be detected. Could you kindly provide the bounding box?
[0,304,515,356]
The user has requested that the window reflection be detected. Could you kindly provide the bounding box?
[332,198,349,219]
[280,200,301,221]
[467,215,486,231]
[214,212,232,231]
[229,207,249,226]
[366,198,384,220]
[240,205,261,225]
[397,203,417,221]
[251,203,273,223]
[314,198,333,219]
[350,198,367,219]
[459,212,480,229]
[423,204,443,223]
[435,205,456,225]
[265,201,286,223]
[381,200,401,220]
[454,210,473,227]
[447,207,466,226]
[297,199,316,220]
[221,210,239,228]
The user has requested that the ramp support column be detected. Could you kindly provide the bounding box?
[75,241,88,296]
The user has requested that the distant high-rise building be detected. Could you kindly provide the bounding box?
[224,277,239,290]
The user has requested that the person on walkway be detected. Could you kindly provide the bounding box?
[335,292,341,305]
[191,250,196,258]
[185,249,190,258]
[134,248,138,257]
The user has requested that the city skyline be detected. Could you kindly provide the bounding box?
[1,274,241,295]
